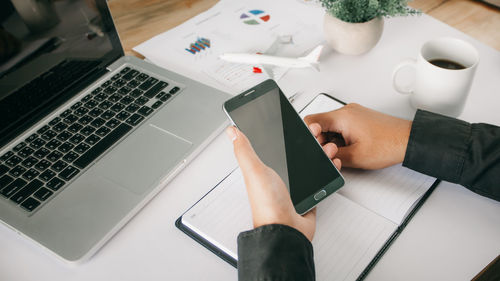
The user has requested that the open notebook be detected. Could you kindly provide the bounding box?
[176,94,439,280]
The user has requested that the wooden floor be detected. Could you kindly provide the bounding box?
[108,0,500,57]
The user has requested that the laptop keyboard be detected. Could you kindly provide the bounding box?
[0,66,182,213]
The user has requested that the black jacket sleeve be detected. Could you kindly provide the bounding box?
[237,224,315,281]
[403,109,500,201]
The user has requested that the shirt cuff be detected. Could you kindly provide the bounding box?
[403,109,471,182]
[237,224,315,281]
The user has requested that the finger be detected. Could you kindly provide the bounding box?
[304,111,343,134]
[333,158,342,170]
[226,127,264,174]
[322,142,338,160]
[308,123,322,138]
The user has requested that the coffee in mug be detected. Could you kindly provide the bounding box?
[392,37,479,117]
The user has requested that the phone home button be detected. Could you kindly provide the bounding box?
[314,190,327,201]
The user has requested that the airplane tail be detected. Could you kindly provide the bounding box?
[300,45,323,63]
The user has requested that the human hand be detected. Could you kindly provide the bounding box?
[304,103,412,170]
[226,126,341,241]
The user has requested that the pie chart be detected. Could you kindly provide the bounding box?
[240,10,271,25]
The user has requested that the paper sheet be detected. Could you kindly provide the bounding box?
[133,0,325,93]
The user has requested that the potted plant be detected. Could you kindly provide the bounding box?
[319,0,419,55]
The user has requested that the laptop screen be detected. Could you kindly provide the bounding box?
[0,0,122,146]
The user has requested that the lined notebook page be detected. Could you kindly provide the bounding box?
[339,167,434,224]
[182,169,397,281]
[300,94,435,224]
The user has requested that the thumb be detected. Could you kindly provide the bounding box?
[226,127,265,174]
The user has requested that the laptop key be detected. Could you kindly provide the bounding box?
[74,143,91,154]
[136,73,149,81]
[37,125,50,134]
[59,166,80,181]
[95,127,111,137]
[122,69,139,80]
[47,151,63,162]
[2,178,28,198]
[71,102,83,110]
[82,94,93,103]
[139,77,158,91]
[120,67,131,74]
[46,177,65,191]
[84,135,101,145]
[69,134,85,145]
[67,123,84,134]
[33,148,50,159]
[101,110,115,120]
[58,142,75,153]
[130,89,143,98]
[0,164,9,176]
[63,114,79,124]
[125,114,144,126]
[79,115,94,125]
[170,86,180,94]
[21,156,38,168]
[85,99,99,108]
[118,86,132,95]
[160,94,172,102]
[105,118,120,129]
[99,101,113,110]
[56,131,73,142]
[45,139,62,150]
[49,117,61,126]
[138,106,153,116]
[151,101,163,109]
[13,142,27,152]
[30,138,47,149]
[125,103,140,113]
[144,81,168,98]
[52,122,68,132]
[59,109,72,118]
[10,179,43,204]
[1,151,14,162]
[20,197,41,212]
[63,151,79,162]
[34,187,53,201]
[34,159,51,171]
[116,111,130,121]
[18,147,35,158]
[51,160,68,173]
[9,166,27,177]
[74,107,89,117]
[90,117,105,128]
[104,86,117,94]
[80,126,96,136]
[5,155,22,167]
[25,133,38,143]
[22,169,40,181]
[110,103,125,112]
[0,174,14,190]
[74,123,132,169]
[39,169,56,181]
[127,80,140,88]
[41,130,57,140]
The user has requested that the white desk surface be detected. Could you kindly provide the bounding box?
[1,14,500,281]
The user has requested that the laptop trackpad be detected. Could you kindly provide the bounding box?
[95,125,192,195]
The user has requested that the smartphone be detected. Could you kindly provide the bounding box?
[223,80,344,214]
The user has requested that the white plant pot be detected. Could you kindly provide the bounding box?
[323,13,384,55]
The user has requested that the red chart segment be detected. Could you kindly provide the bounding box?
[240,10,271,25]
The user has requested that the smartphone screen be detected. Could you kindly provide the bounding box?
[224,80,344,214]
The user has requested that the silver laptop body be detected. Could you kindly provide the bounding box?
[0,0,230,262]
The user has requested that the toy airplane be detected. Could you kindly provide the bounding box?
[219,45,323,72]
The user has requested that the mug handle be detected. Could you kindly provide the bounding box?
[392,59,416,95]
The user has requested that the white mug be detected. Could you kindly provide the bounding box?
[392,37,479,117]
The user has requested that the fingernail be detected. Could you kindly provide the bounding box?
[226,126,238,142]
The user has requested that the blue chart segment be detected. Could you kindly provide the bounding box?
[185,37,211,55]
[240,10,271,25]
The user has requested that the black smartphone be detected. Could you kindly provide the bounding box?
[223,80,344,214]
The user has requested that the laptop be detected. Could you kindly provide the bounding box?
[0,0,230,262]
